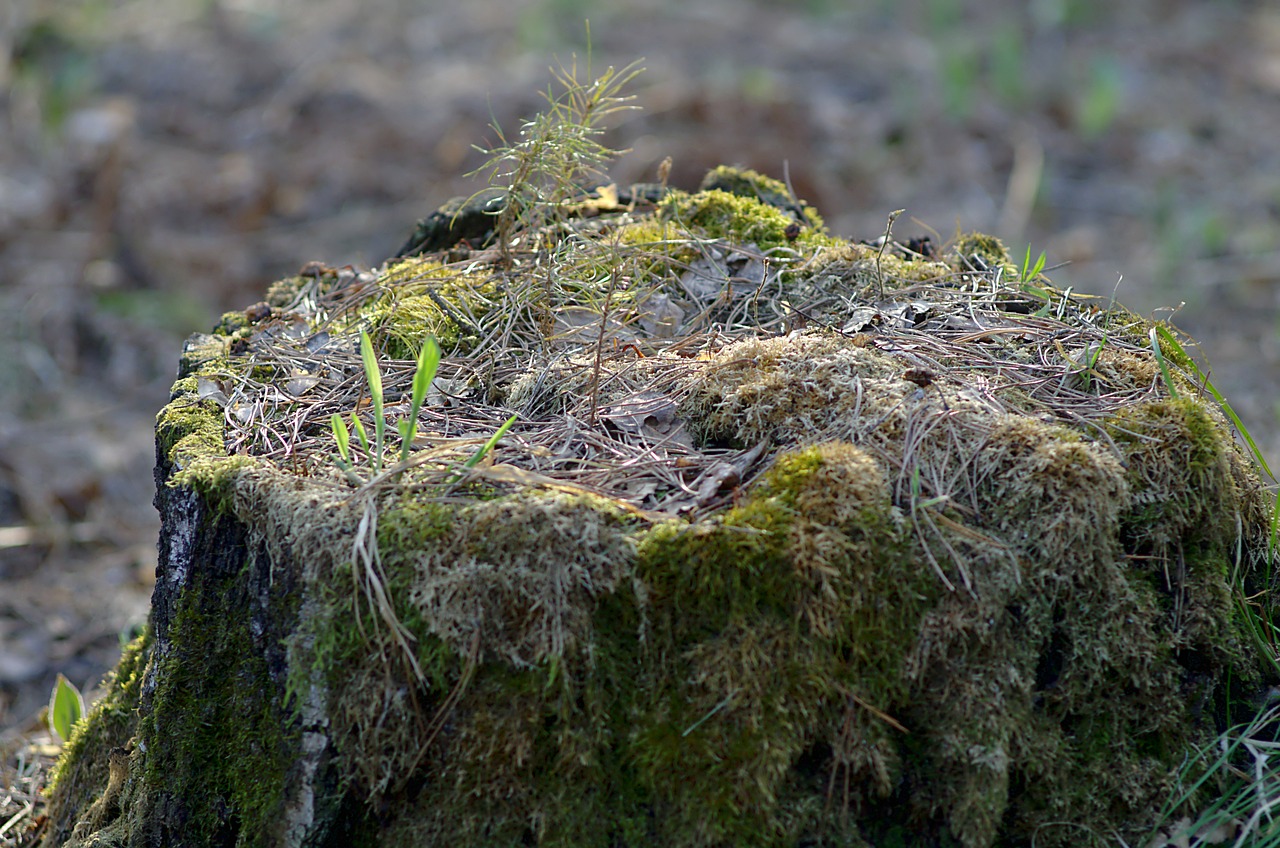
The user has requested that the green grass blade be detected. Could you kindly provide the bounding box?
[1236,585,1280,678]
[1148,326,1179,399]
[1152,325,1273,480]
[464,414,517,469]
[1019,245,1046,284]
[330,413,351,464]
[359,329,385,472]
[396,420,412,466]
[351,411,370,456]
[411,338,440,414]
[401,337,441,464]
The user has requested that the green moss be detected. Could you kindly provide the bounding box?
[1108,397,1236,553]
[699,165,795,206]
[140,560,299,846]
[170,454,260,508]
[698,164,828,232]
[154,395,224,470]
[154,381,259,509]
[952,231,1013,270]
[659,188,836,253]
[213,310,251,336]
[625,443,932,847]
[175,334,229,380]
[264,266,343,308]
[384,656,651,848]
[360,257,501,355]
[614,204,703,261]
[265,275,307,308]
[376,499,457,550]
[43,631,151,838]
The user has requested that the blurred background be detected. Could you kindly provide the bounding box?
[2,0,1279,732]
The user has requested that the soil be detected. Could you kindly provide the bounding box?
[3,0,1279,841]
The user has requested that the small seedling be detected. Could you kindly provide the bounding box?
[359,329,386,474]
[49,673,86,744]
[467,28,642,266]
[331,413,351,465]
[399,337,440,464]
[464,413,517,470]
[1019,244,1047,285]
[331,331,441,480]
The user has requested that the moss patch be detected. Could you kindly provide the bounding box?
[139,561,299,845]
[42,632,151,847]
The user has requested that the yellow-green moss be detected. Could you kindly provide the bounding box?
[699,164,796,206]
[699,164,829,232]
[154,395,224,471]
[952,231,1013,271]
[154,377,262,511]
[659,188,837,253]
[361,258,501,355]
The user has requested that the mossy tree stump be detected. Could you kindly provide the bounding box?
[43,168,1277,848]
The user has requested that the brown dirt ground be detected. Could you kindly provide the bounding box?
[3,0,1280,841]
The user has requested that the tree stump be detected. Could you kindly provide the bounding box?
[43,167,1277,848]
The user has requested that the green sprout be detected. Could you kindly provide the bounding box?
[1019,243,1047,285]
[331,330,441,480]
[331,413,351,466]
[49,673,86,745]
[399,337,441,464]
[359,329,386,474]
[464,413,517,470]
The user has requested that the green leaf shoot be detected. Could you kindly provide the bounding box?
[359,329,385,473]
[331,413,351,465]
[464,414,518,469]
[351,410,370,457]
[402,337,441,463]
[49,672,86,745]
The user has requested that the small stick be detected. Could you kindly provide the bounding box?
[874,208,905,301]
